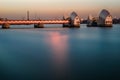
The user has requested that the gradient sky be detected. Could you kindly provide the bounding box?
[0,0,120,19]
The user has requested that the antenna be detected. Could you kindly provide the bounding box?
[27,11,29,20]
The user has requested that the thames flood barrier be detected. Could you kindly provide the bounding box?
[98,9,113,27]
[63,12,80,28]
[87,9,113,27]
[0,12,80,29]
[0,9,113,29]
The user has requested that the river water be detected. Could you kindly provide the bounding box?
[0,24,120,80]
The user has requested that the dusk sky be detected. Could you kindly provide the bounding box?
[0,0,120,19]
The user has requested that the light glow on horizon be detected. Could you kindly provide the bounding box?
[0,0,120,19]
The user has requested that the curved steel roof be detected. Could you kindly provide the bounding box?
[70,11,78,17]
[99,9,111,19]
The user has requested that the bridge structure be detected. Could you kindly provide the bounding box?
[0,12,80,29]
[0,20,69,28]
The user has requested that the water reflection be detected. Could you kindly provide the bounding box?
[46,32,69,79]
[1,25,120,80]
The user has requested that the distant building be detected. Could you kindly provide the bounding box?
[80,18,87,24]
[113,17,120,24]
[113,18,118,24]
[87,15,98,27]
[63,15,70,27]
[98,9,113,27]
[0,18,4,21]
[80,18,84,22]
[119,18,120,24]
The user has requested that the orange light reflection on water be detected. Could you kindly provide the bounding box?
[46,31,69,79]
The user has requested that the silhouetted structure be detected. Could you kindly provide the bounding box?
[81,19,87,24]
[0,18,4,21]
[87,15,97,27]
[113,18,120,24]
[119,18,120,24]
[63,15,70,27]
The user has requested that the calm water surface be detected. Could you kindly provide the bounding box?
[0,24,120,80]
